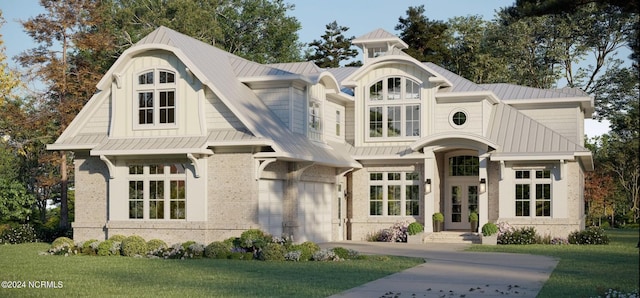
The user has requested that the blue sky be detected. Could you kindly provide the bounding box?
[0,0,613,136]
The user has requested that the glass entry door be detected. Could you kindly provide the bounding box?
[445,179,479,230]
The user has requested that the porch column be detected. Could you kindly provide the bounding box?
[479,151,489,231]
[423,148,436,233]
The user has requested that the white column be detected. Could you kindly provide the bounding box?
[424,148,436,233]
[479,151,489,231]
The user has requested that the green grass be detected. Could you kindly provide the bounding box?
[0,243,423,297]
[467,229,640,297]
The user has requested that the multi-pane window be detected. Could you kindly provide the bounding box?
[308,101,321,140]
[515,169,552,217]
[367,77,421,138]
[449,156,479,176]
[128,164,186,220]
[369,171,420,216]
[136,69,176,127]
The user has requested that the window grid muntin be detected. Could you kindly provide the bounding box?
[369,171,420,216]
[515,169,552,217]
[127,164,186,220]
[367,77,421,139]
[135,69,177,127]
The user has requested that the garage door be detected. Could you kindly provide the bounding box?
[258,180,283,237]
[298,182,332,243]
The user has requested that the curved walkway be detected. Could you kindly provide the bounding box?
[320,242,558,298]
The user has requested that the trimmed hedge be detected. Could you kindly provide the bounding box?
[121,235,148,257]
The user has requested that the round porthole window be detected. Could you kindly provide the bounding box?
[452,111,467,126]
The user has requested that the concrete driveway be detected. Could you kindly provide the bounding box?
[320,242,558,298]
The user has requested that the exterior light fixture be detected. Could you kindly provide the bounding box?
[479,178,486,194]
[425,178,432,193]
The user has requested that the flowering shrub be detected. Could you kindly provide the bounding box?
[81,239,99,255]
[288,241,319,261]
[239,229,270,252]
[97,240,121,256]
[597,288,640,298]
[498,226,537,245]
[186,242,205,259]
[284,250,302,261]
[146,239,168,254]
[48,237,77,255]
[377,221,409,242]
[568,226,609,245]
[1,224,38,244]
[312,249,340,261]
[550,237,569,245]
[161,243,186,259]
[496,222,514,237]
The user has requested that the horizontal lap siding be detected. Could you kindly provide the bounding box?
[517,107,579,144]
[254,88,290,128]
[204,89,246,131]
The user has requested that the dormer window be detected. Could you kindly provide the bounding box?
[367,77,421,139]
[135,69,177,128]
[308,100,322,140]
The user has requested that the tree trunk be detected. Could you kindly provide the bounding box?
[59,151,68,229]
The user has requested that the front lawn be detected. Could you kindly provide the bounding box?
[468,229,640,297]
[0,243,422,297]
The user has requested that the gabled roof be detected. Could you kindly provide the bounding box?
[352,28,408,49]
[51,26,359,168]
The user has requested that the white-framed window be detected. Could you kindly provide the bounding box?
[335,110,341,136]
[135,69,177,128]
[369,172,420,216]
[449,109,469,128]
[308,100,322,140]
[367,77,421,139]
[128,164,186,220]
[515,169,552,217]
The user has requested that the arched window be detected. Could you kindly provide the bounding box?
[135,69,177,127]
[367,77,421,138]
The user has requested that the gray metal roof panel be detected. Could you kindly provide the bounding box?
[481,83,587,100]
[423,62,487,92]
[353,28,400,42]
[487,103,589,155]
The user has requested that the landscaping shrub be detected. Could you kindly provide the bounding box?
[550,237,569,245]
[481,222,498,236]
[205,241,232,259]
[284,250,302,261]
[239,229,270,251]
[1,223,38,244]
[229,247,253,260]
[498,226,537,245]
[377,221,409,242]
[108,234,127,242]
[312,249,340,261]
[181,240,196,250]
[568,226,609,245]
[288,241,319,261]
[331,247,359,260]
[49,236,76,255]
[186,242,205,259]
[162,243,186,259]
[259,243,285,261]
[97,240,120,256]
[146,239,168,253]
[407,222,424,235]
[120,235,148,257]
[81,239,99,255]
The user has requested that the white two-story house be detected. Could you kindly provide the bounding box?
[48,27,593,244]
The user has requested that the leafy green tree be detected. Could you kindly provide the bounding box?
[443,16,507,84]
[0,141,35,223]
[17,0,111,229]
[109,0,302,63]
[305,21,359,68]
[395,5,451,64]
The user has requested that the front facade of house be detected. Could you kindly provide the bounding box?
[49,27,594,244]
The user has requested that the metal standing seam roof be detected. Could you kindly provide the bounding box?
[481,83,589,100]
[131,27,359,168]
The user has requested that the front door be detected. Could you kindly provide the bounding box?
[445,178,479,230]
